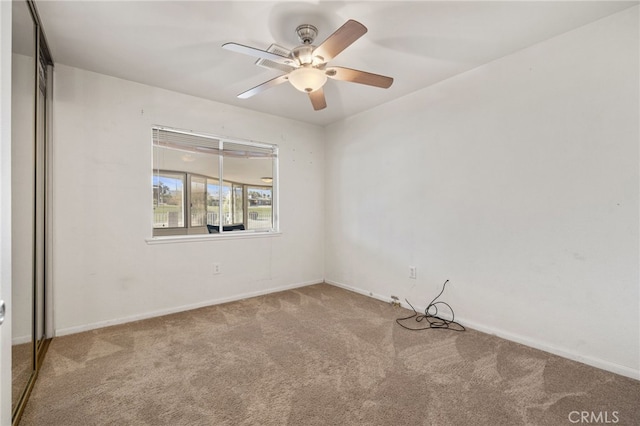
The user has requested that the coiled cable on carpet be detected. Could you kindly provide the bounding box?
[396,280,466,331]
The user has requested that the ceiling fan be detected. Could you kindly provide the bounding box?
[222,19,393,111]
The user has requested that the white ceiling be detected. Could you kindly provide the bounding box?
[35,1,637,127]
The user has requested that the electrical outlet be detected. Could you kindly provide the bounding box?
[213,263,221,275]
[409,266,417,279]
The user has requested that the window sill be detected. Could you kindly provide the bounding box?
[145,230,282,245]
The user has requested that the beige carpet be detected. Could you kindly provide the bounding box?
[12,342,32,409]
[20,283,640,425]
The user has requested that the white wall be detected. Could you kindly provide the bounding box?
[52,64,325,334]
[325,7,639,379]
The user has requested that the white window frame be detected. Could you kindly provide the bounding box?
[148,126,279,243]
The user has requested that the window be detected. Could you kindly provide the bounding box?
[247,186,273,231]
[153,172,185,228]
[152,127,278,237]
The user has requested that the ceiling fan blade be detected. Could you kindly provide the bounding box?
[326,66,393,89]
[256,60,297,74]
[237,74,290,99]
[308,88,327,111]
[255,44,297,73]
[313,19,367,63]
[222,42,296,67]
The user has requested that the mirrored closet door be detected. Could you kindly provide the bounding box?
[11,0,53,424]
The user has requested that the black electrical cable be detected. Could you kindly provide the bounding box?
[395,280,466,332]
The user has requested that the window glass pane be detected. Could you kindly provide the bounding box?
[153,173,185,228]
[206,180,220,226]
[190,176,206,227]
[247,186,272,230]
[221,182,232,225]
[222,141,274,231]
[233,184,243,224]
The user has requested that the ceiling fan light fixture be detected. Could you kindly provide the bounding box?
[288,67,327,93]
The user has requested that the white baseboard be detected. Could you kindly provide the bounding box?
[327,279,399,307]
[12,335,31,345]
[325,279,640,381]
[55,279,323,338]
